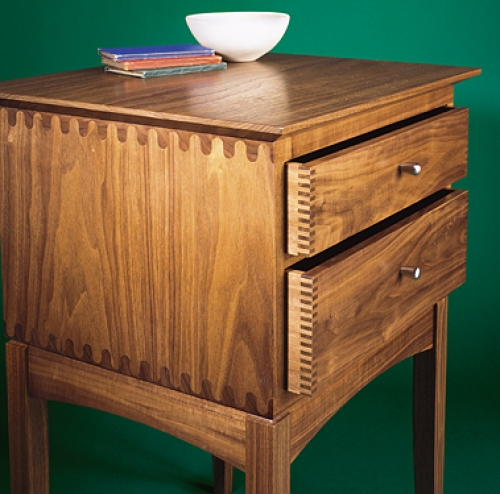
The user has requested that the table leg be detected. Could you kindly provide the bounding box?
[212,456,234,494]
[245,414,290,494]
[6,341,50,494]
[413,297,448,494]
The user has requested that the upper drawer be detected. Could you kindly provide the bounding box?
[287,189,467,396]
[287,108,468,256]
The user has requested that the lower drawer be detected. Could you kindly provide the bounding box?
[287,189,467,396]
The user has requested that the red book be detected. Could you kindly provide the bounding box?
[102,55,223,71]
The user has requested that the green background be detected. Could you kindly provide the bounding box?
[0,0,498,492]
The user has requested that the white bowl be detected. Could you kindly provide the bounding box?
[186,12,290,63]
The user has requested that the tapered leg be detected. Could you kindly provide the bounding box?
[6,341,49,494]
[212,456,233,494]
[413,297,448,494]
[245,414,290,494]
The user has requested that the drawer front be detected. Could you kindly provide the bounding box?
[287,190,467,396]
[287,108,468,256]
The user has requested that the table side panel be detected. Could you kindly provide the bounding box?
[156,130,277,416]
[0,107,278,417]
[0,107,158,377]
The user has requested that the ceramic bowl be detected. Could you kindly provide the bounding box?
[186,12,290,63]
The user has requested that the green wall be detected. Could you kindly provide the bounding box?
[1,0,498,492]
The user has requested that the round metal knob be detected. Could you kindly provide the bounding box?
[401,266,421,280]
[400,163,422,176]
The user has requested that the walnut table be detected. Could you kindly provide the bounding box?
[0,54,480,493]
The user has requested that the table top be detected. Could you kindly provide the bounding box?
[0,53,479,139]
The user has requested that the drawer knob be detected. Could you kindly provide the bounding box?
[400,162,422,175]
[400,266,421,280]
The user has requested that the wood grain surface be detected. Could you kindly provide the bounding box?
[1,108,159,379]
[289,308,434,460]
[413,297,449,494]
[288,190,467,396]
[6,342,49,494]
[246,415,290,494]
[0,54,480,139]
[279,86,455,160]
[28,345,248,470]
[0,107,277,416]
[288,108,469,255]
[155,130,276,416]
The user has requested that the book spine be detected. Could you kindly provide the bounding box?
[138,63,227,77]
[97,45,215,61]
[104,63,227,78]
[102,55,223,70]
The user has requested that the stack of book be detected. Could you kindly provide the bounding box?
[98,44,226,79]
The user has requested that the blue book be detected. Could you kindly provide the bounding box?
[104,62,227,78]
[98,44,215,61]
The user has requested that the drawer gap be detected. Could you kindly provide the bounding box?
[290,189,453,272]
[293,107,450,164]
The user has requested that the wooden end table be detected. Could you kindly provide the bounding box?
[0,54,479,493]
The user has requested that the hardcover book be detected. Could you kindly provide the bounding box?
[104,62,227,78]
[102,55,223,70]
[98,44,215,61]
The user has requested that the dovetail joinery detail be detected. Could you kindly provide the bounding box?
[0,107,264,161]
[0,107,276,418]
[288,271,318,396]
[287,164,317,256]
